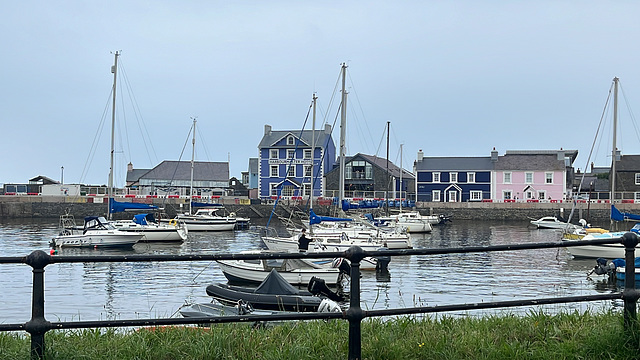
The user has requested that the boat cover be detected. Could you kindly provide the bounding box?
[132,213,156,225]
[255,269,302,295]
[309,209,352,225]
[109,199,158,213]
[611,205,640,222]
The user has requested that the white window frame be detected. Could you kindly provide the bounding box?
[470,190,482,201]
[304,165,312,177]
[450,172,458,183]
[503,172,512,184]
[448,190,457,202]
[287,165,296,177]
[635,192,640,201]
[545,172,553,184]
[525,172,533,184]
[304,149,312,159]
[503,190,512,200]
[287,149,295,159]
[635,173,640,185]
[432,190,441,202]
[433,172,440,183]
[270,149,278,159]
[287,136,295,146]
[270,165,278,177]
[467,172,475,183]
[526,191,534,199]
[270,184,279,196]
[538,190,546,200]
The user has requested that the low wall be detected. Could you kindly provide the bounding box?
[0,196,629,224]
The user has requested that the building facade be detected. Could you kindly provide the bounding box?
[258,124,335,199]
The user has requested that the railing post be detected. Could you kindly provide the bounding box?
[622,232,638,331]
[24,250,52,360]
[346,246,365,360]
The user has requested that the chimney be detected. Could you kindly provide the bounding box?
[591,162,595,172]
[491,147,498,162]
[127,162,133,172]
[264,124,272,135]
[417,149,424,162]
[324,124,332,134]
[557,149,565,161]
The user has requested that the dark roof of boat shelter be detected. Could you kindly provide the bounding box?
[141,160,229,181]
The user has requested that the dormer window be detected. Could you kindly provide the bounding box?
[287,136,295,145]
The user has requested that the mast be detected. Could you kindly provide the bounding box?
[339,63,347,205]
[610,77,619,230]
[108,51,120,220]
[190,117,197,215]
[399,143,403,213]
[386,121,390,216]
[310,93,317,235]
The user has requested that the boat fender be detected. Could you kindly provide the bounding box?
[318,299,341,313]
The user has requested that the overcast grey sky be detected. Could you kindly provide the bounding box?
[3,1,640,187]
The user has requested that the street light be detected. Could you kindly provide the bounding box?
[61,166,64,185]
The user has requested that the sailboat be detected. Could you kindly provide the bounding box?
[52,52,143,248]
[159,118,237,231]
[564,77,640,259]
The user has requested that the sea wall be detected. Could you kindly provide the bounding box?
[0,196,627,225]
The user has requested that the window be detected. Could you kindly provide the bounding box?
[635,173,640,185]
[433,172,440,183]
[287,149,295,159]
[448,191,457,202]
[503,190,512,200]
[450,172,458,183]
[304,165,312,177]
[348,160,370,179]
[270,165,278,177]
[545,172,553,184]
[525,172,533,184]
[526,191,534,199]
[538,191,546,200]
[470,190,482,201]
[282,185,295,197]
[635,192,640,201]
[304,149,312,159]
[287,165,295,177]
[468,172,475,183]
[270,184,279,196]
[270,149,278,159]
[303,184,311,196]
[432,190,441,202]
[287,136,294,145]
[503,172,512,184]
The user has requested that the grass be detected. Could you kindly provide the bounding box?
[1,310,639,359]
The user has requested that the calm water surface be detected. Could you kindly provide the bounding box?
[0,219,620,324]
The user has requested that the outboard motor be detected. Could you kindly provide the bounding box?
[592,257,616,276]
[308,276,345,302]
[331,257,352,276]
[374,247,391,271]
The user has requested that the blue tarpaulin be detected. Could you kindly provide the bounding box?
[109,199,158,214]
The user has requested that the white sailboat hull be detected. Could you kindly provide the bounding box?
[52,230,142,248]
[216,259,341,285]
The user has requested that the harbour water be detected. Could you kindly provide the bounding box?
[0,218,622,325]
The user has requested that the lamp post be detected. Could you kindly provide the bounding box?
[61,166,64,185]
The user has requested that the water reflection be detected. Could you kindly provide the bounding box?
[0,218,625,323]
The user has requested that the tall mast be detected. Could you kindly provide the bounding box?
[108,51,120,220]
[399,143,403,213]
[339,63,347,205]
[386,121,390,216]
[610,77,619,230]
[310,93,317,212]
[190,117,196,215]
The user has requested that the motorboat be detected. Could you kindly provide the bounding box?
[112,213,188,242]
[162,208,236,231]
[215,251,347,285]
[206,269,345,312]
[530,216,582,231]
[180,298,341,319]
[51,215,143,248]
[374,211,433,233]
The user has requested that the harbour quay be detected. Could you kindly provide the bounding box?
[0,195,623,223]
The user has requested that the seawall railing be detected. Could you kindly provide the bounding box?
[1,234,639,360]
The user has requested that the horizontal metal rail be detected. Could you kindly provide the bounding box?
[0,233,638,360]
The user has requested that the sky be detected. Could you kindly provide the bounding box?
[3,1,640,187]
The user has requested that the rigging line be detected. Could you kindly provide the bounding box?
[566,80,614,223]
[80,88,113,184]
[119,59,158,166]
[619,83,640,148]
[347,70,376,152]
[266,100,314,229]
[161,122,194,208]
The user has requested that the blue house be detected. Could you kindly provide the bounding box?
[413,149,493,202]
[258,124,335,199]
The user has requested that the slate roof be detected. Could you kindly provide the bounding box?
[141,161,229,181]
[616,155,640,171]
[414,157,493,171]
[327,153,415,179]
[28,175,59,184]
[258,128,333,149]
[494,154,566,171]
[126,168,150,183]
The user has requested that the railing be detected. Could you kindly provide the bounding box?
[1,235,640,360]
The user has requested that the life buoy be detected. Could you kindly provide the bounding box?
[169,219,177,226]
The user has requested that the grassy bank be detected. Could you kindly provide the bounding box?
[1,311,639,359]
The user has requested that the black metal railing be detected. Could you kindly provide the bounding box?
[1,234,639,360]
